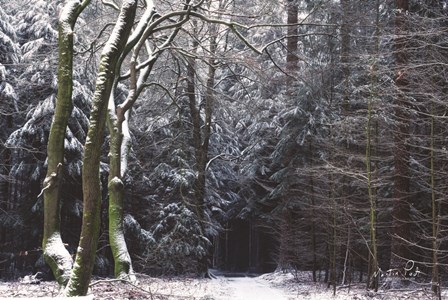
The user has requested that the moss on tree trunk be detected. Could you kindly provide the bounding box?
[107,112,134,279]
[64,1,137,296]
[43,0,91,286]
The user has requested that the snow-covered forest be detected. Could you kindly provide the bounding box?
[1,0,448,298]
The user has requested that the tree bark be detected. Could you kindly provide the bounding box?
[390,0,411,270]
[286,0,298,98]
[106,0,187,279]
[43,0,90,286]
[107,108,134,280]
[107,69,136,280]
[340,0,350,110]
[185,18,219,276]
[309,141,317,282]
[430,106,441,297]
[64,0,137,295]
[367,0,380,291]
[108,97,136,279]
[106,0,161,280]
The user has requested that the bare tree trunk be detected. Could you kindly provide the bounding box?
[340,0,350,111]
[390,0,410,270]
[185,38,206,257]
[367,0,380,291]
[64,1,137,295]
[42,0,90,286]
[430,107,441,297]
[366,95,378,290]
[185,15,219,276]
[331,192,337,296]
[106,0,191,279]
[107,105,135,280]
[106,52,138,283]
[286,0,298,98]
[309,141,317,282]
[341,229,350,285]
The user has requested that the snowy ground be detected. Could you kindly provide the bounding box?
[0,271,446,299]
[259,271,447,299]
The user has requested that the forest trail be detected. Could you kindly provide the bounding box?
[212,275,293,300]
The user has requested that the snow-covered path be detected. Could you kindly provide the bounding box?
[213,276,293,300]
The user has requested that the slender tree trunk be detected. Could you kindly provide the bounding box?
[185,17,219,276]
[196,41,217,276]
[42,0,90,286]
[106,54,138,283]
[339,2,351,289]
[326,30,336,294]
[366,93,378,290]
[286,0,298,98]
[309,141,317,282]
[340,0,350,111]
[326,167,337,294]
[331,192,337,296]
[107,103,135,280]
[342,229,350,285]
[390,0,410,270]
[185,37,208,276]
[430,108,441,297]
[107,0,177,279]
[367,0,380,291]
[64,1,137,295]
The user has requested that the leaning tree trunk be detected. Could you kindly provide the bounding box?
[64,1,137,296]
[42,0,90,286]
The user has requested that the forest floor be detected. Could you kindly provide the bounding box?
[0,270,446,299]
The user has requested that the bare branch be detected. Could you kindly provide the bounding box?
[102,0,119,10]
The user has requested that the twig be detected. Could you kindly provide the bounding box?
[89,278,154,299]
